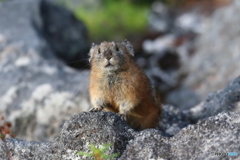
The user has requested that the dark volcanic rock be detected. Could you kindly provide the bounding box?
[39,0,90,68]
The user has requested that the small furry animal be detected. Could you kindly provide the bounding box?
[88,40,162,130]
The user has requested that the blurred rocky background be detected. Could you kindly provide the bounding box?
[0,0,239,159]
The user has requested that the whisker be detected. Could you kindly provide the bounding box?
[61,74,80,91]
[75,63,91,70]
[66,58,89,65]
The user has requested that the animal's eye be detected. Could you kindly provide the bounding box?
[115,45,119,51]
[98,48,101,54]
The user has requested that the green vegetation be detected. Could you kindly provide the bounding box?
[73,0,148,42]
[59,0,187,42]
[77,143,119,160]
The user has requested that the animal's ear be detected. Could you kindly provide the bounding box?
[88,43,97,63]
[122,39,134,57]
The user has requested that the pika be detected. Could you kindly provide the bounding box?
[88,40,162,130]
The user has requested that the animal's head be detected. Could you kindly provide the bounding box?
[88,40,134,72]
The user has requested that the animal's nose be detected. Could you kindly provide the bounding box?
[105,52,112,60]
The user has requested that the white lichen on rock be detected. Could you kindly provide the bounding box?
[15,56,31,67]
[0,86,18,111]
[62,149,82,160]
[32,84,54,102]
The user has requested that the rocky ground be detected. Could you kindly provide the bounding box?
[1,111,240,159]
[0,0,239,159]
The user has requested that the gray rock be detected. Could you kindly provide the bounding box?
[187,76,240,122]
[0,0,90,142]
[56,112,134,158]
[0,112,134,160]
[183,0,240,99]
[119,129,171,160]
[169,111,240,160]
[0,139,56,160]
[166,86,201,111]
[120,111,240,160]
[162,75,240,136]
[159,105,190,136]
[1,111,239,160]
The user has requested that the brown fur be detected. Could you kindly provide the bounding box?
[88,40,162,130]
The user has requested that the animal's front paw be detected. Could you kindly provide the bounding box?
[117,113,126,121]
[89,106,103,112]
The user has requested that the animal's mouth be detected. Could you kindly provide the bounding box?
[105,63,114,68]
